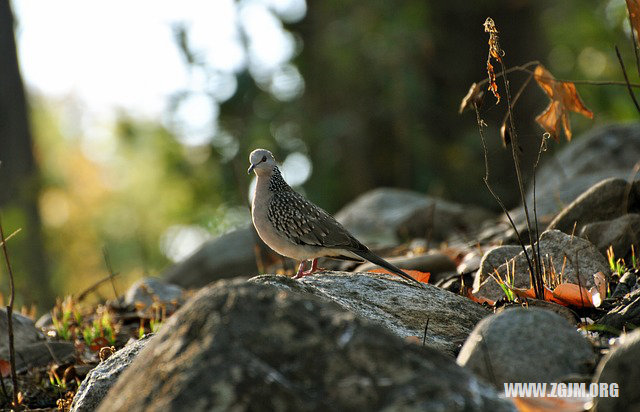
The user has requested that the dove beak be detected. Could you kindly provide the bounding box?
[247,163,256,174]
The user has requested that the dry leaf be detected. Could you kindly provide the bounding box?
[512,396,591,412]
[552,283,593,307]
[534,65,593,141]
[0,359,11,378]
[370,268,430,284]
[484,18,502,104]
[627,0,640,48]
[464,288,495,305]
[589,271,607,308]
[459,82,484,113]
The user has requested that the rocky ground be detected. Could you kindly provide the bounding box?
[2,123,640,411]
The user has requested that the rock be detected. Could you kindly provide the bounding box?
[522,124,640,226]
[250,272,490,356]
[98,280,514,412]
[161,225,261,288]
[592,328,640,412]
[334,188,494,247]
[0,308,42,360]
[123,277,184,313]
[579,213,640,259]
[597,287,640,333]
[611,270,638,299]
[472,245,523,295]
[355,251,456,276]
[457,307,596,386]
[474,230,610,301]
[70,336,152,412]
[14,341,75,372]
[547,178,640,235]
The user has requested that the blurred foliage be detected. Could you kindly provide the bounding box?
[4,0,640,309]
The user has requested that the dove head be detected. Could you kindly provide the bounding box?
[248,149,277,176]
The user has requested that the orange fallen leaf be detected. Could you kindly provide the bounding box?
[512,396,591,412]
[464,288,495,305]
[533,64,593,141]
[369,268,430,284]
[552,283,594,308]
[0,359,10,378]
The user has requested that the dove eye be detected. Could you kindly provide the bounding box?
[262,155,267,162]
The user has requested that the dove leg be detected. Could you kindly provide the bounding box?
[303,258,320,275]
[293,260,308,279]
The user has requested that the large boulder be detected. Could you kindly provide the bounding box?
[250,272,490,357]
[71,336,151,412]
[592,328,640,412]
[161,225,261,288]
[524,123,640,225]
[547,178,640,234]
[123,277,185,313]
[98,280,514,411]
[579,213,640,259]
[334,188,493,247]
[0,308,42,360]
[474,230,610,301]
[457,307,596,386]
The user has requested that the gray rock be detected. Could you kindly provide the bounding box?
[472,245,523,295]
[355,251,456,276]
[0,308,42,360]
[334,188,494,247]
[597,287,640,333]
[592,328,640,412]
[14,341,75,372]
[522,124,640,226]
[70,336,152,412]
[580,213,640,259]
[457,307,596,386]
[547,178,640,234]
[98,280,514,412]
[250,272,490,356]
[161,225,261,288]
[124,277,184,312]
[474,230,610,301]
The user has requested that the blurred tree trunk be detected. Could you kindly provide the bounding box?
[0,1,52,308]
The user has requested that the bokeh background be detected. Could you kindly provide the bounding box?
[1,0,638,311]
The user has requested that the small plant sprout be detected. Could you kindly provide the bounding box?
[606,246,627,278]
[489,260,516,302]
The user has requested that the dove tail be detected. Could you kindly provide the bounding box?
[352,249,425,287]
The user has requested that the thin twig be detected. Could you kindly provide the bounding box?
[76,272,122,302]
[0,216,19,408]
[475,59,640,89]
[422,318,430,347]
[102,248,120,301]
[615,45,640,115]
[532,133,548,291]
[497,54,543,299]
[628,13,640,78]
[500,70,534,147]
[474,103,535,277]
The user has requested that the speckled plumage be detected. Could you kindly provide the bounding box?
[248,148,422,286]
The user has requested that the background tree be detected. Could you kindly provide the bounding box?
[0,0,51,308]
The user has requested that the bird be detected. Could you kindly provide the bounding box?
[248,148,423,286]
